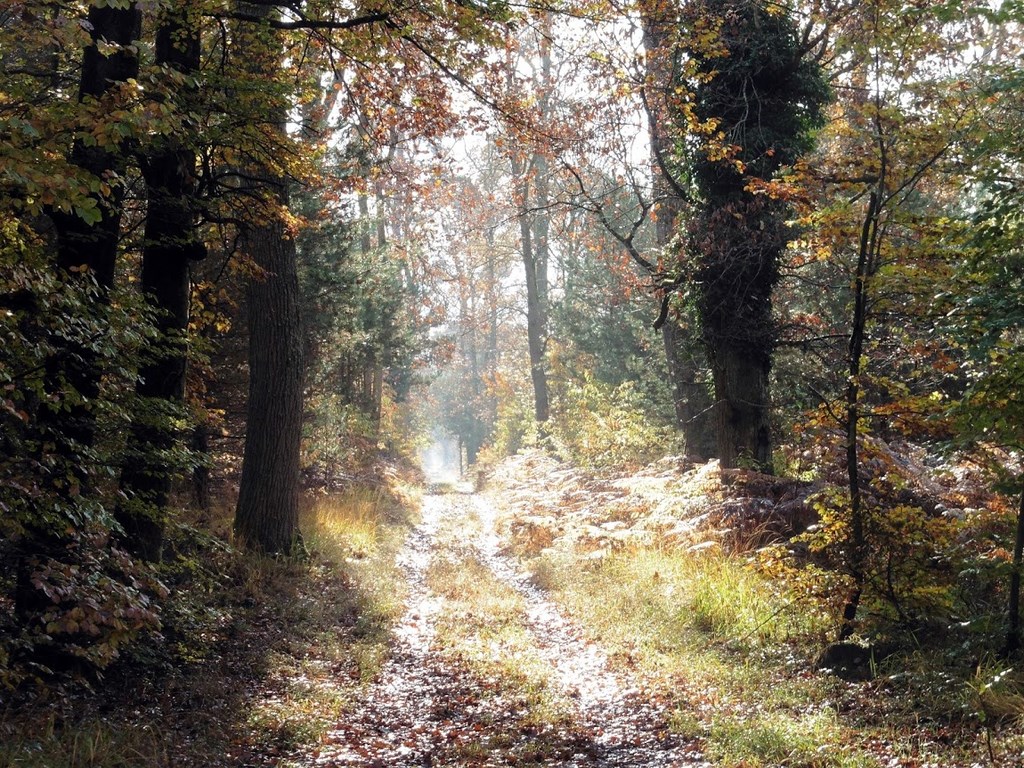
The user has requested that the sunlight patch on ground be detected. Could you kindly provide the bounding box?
[310,486,709,766]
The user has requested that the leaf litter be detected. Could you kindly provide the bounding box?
[306,480,709,767]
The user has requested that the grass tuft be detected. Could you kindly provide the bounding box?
[709,708,875,768]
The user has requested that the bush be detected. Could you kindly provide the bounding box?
[486,373,538,459]
[550,376,680,470]
[2,527,167,686]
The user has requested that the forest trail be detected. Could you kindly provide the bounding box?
[307,481,708,767]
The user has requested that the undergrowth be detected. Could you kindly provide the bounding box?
[484,441,1024,767]
[0,483,413,768]
[510,532,1024,767]
[527,545,883,767]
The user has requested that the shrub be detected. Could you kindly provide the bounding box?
[550,376,679,470]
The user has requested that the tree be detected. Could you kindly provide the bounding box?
[117,0,206,562]
[41,2,142,497]
[947,43,1024,654]
[504,18,555,427]
[230,6,307,555]
[681,0,828,471]
[639,0,717,459]
[800,0,995,639]
[228,0,510,548]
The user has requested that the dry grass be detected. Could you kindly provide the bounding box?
[520,541,883,768]
[483,451,1015,768]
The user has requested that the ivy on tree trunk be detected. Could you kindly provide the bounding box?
[683,0,828,472]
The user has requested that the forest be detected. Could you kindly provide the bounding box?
[2,0,1024,765]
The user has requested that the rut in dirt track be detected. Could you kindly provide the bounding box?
[308,485,709,767]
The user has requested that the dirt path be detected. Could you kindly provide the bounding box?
[309,486,708,767]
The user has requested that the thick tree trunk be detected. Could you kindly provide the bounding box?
[117,3,204,562]
[232,4,305,555]
[699,199,779,473]
[686,2,827,476]
[661,307,716,460]
[234,190,305,554]
[708,346,772,470]
[701,298,775,472]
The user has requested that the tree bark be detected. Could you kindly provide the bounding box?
[659,323,714,458]
[234,188,305,554]
[117,2,204,562]
[708,344,772,470]
[518,181,550,424]
[191,423,212,512]
[698,197,781,473]
[685,1,826,474]
[507,21,551,427]
[232,5,305,555]
[641,4,716,459]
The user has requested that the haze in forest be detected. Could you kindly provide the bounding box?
[3,1,1024,765]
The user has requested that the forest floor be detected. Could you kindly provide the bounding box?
[303,479,707,767]
[2,452,1023,767]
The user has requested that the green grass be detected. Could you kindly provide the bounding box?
[709,708,877,768]
[520,535,1024,766]
[526,545,881,768]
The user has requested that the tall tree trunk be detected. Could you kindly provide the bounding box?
[641,3,716,460]
[465,277,484,464]
[518,179,550,424]
[698,196,780,473]
[661,322,716,458]
[839,191,880,641]
[191,423,212,512]
[372,359,384,425]
[117,2,204,562]
[234,188,305,554]
[686,1,826,474]
[511,17,552,427]
[484,227,500,431]
[232,6,305,555]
